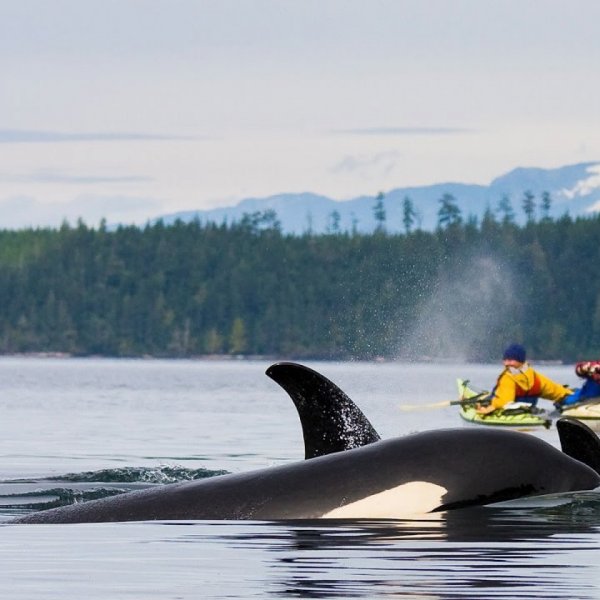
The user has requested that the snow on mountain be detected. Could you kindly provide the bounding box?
[489,162,600,215]
[156,162,600,234]
[559,163,600,209]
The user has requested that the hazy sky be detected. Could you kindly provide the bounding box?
[1,0,599,228]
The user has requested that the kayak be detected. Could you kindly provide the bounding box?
[456,379,552,428]
[560,399,600,420]
[458,404,552,428]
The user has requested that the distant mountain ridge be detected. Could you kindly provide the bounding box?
[156,162,600,234]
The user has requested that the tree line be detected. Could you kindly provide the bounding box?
[370,187,557,234]
[0,205,599,362]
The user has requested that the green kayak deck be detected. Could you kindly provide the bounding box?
[456,378,552,428]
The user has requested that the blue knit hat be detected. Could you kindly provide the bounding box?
[503,343,526,363]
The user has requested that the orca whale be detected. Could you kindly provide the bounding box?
[12,363,600,524]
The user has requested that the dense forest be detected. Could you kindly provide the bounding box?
[0,201,599,362]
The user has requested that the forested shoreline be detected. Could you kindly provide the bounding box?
[0,210,599,362]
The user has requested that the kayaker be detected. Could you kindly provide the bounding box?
[476,343,574,414]
[556,361,600,407]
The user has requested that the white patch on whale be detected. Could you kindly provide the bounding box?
[322,481,448,518]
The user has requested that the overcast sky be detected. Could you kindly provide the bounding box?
[1,0,599,228]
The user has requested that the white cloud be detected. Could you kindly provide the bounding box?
[0,129,196,143]
[331,151,403,180]
[333,127,474,136]
[0,169,152,185]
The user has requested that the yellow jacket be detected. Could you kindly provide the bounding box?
[489,362,573,409]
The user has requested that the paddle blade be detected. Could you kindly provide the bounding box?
[399,400,453,412]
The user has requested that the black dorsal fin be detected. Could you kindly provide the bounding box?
[557,417,600,476]
[266,362,381,459]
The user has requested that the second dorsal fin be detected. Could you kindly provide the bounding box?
[557,417,600,475]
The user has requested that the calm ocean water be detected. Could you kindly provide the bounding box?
[0,357,599,599]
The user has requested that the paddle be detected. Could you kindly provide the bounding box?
[399,391,490,412]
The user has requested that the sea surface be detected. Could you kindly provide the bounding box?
[1,357,600,599]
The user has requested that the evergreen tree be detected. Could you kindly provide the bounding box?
[373,191,387,233]
[402,195,417,233]
[327,210,341,234]
[540,191,552,222]
[522,190,536,223]
[496,194,515,224]
[305,212,314,235]
[350,212,359,235]
[437,193,462,228]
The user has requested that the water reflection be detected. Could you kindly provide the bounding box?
[166,497,600,599]
[267,508,600,598]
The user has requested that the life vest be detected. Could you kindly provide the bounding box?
[514,372,542,398]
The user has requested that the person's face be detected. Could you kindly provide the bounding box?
[503,358,524,369]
